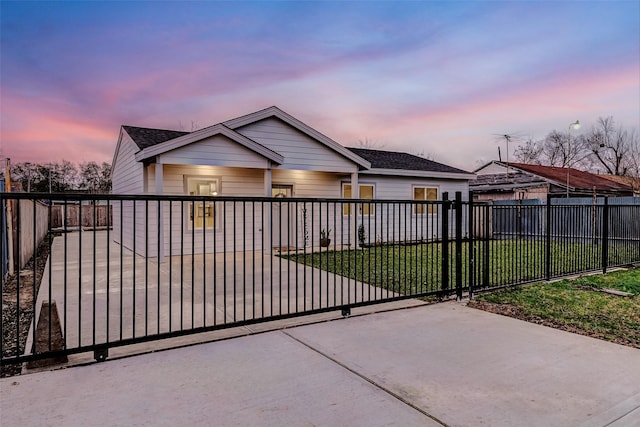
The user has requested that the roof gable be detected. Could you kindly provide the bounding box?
[133,124,284,165]
[117,107,472,181]
[223,106,370,169]
[123,126,189,150]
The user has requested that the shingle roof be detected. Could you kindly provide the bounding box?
[123,126,189,150]
[508,163,632,192]
[470,171,546,189]
[346,147,471,174]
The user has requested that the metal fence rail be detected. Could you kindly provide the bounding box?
[1,192,639,366]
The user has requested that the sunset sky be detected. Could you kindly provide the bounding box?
[1,1,638,171]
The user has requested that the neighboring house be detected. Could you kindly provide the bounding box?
[111,106,474,256]
[471,161,634,201]
[600,174,640,197]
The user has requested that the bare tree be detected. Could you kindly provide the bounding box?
[9,160,109,193]
[177,120,200,132]
[412,149,434,160]
[515,129,590,169]
[356,137,384,149]
[11,162,42,192]
[57,160,80,191]
[513,137,542,164]
[585,117,638,176]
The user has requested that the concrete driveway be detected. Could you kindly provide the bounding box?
[27,230,394,360]
[4,302,640,426]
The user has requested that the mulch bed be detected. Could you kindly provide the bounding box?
[467,299,640,349]
[1,239,51,377]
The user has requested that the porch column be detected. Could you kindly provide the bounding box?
[351,171,359,248]
[155,159,165,263]
[264,167,272,197]
[264,167,272,254]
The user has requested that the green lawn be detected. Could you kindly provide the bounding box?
[284,239,639,296]
[470,268,640,348]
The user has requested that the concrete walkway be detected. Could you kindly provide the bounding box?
[3,302,639,426]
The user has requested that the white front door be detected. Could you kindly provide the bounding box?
[271,185,293,249]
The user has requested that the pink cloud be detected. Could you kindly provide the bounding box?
[1,98,115,164]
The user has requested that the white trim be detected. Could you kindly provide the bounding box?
[359,168,476,180]
[264,168,272,197]
[411,184,439,216]
[156,160,165,262]
[223,106,371,169]
[342,182,375,217]
[183,175,222,232]
[135,124,284,165]
[271,183,295,198]
[111,127,125,177]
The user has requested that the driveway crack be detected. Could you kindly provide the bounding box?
[281,330,449,427]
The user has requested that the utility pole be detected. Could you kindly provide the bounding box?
[4,158,15,275]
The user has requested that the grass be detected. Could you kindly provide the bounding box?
[284,239,640,296]
[470,268,640,348]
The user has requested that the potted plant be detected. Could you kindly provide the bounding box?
[320,228,331,247]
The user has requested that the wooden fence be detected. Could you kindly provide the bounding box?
[50,204,112,229]
[13,199,50,269]
[3,202,112,272]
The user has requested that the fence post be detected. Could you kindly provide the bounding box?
[602,196,609,274]
[455,192,463,300]
[441,192,449,293]
[545,194,551,280]
[483,203,490,287]
[468,191,475,299]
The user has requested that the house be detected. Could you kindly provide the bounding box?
[470,161,634,201]
[600,174,640,197]
[111,106,474,256]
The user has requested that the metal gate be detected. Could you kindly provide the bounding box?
[1,191,639,366]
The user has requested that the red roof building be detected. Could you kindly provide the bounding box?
[471,161,634,201]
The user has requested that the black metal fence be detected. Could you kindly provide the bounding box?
[1,191,639,366]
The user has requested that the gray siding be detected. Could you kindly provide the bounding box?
[161,165,266,255]
[111,133,146,254]
[338,175,470,245]
[158,135,270,169]
[112,133,144,195]
[236,118,358,173]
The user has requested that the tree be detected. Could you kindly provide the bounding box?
[99,162,112,192]
[515,116,638,176]
[356,137,384,149]
[56,160,80,191]
[412,149,434,160]
[512,137,542,164]
[514,131,590,168]
[10,162,42,192]
[8,160,108,192]
[585,117,639,176]
[79,161,111,192]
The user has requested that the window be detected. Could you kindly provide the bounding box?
[343,184,374,216]
[185,176,220,230]
[413,186,438,214]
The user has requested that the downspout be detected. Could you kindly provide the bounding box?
[264,165,272,254]
[351,171,359,248]
[155,158,165,263]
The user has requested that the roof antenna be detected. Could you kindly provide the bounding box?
[494,133,521,178]
[498,146,502,162]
